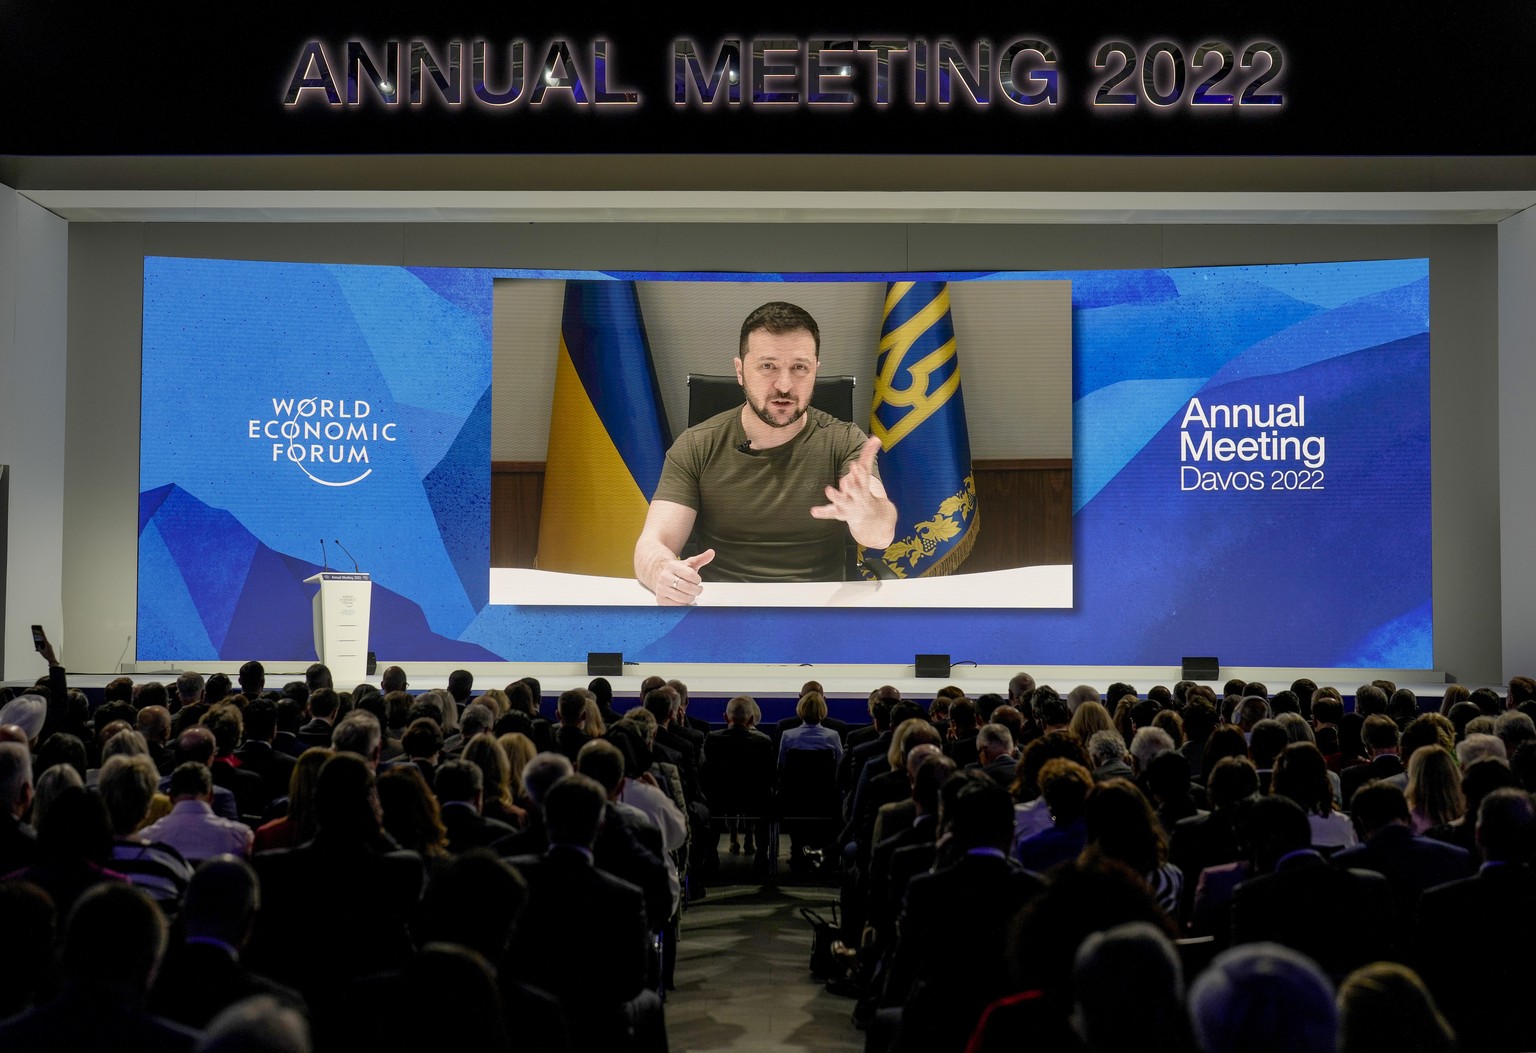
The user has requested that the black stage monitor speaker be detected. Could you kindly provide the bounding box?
[1182,656,1219,681]
[588,651,624,677]
[916,653,951,678]
[366,651,377,676]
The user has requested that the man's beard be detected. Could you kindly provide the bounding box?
[747,391,807,429]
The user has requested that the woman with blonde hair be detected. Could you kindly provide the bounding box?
[1406,746,1465,834]
[1068,700,1114,744]
[477,687,511,718]
[463,732,526,828]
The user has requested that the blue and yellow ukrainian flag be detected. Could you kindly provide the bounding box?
[536,281,672,577]
[866,281,978,578]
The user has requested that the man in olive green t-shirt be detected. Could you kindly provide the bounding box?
[634,301,897,605]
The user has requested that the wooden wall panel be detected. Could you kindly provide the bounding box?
[491,459,1073,571]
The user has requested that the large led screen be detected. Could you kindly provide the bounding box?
[139,257,1430,667]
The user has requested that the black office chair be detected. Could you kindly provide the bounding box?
[775,748,842,876]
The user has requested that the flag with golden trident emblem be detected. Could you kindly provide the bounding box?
[865,281,978,577]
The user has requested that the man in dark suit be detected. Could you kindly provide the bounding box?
[249,753,426,1002]
[703,696,777,862]
[553,688,594,763]
[296,687,341,750]
[1230,795,1395,981]
[943,697,981,768]
[1332,781,1473,922]
[233,699,297,811]
[846,686,901,754]
[969,723,1018,788]
[589,676,626,728]
[203,703,269,816]
[149,857,304,1029]
[1415,787,1536,1053]
[867,750,951,941]
[668,678,714,738]
[1339,714,1404,807]
[436,759,518,853]
[504,773,664,1052]
[135,704,177,775]
[881,771,1046,1053]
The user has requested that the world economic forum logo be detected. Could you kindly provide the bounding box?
[248,397,398,487]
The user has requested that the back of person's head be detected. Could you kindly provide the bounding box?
[97,754,158,836]
[1349,781,1412,838]
[542,773,607,849]
[521,751,573,808]
[1036,689,1071,727]
[1336,962,1455,1053]
[1086,729,1127,769]
[1188,943,1337,1053]
[176,670,206,705]
[576,738,626,796]
[1144,750,1193,805]
[1129,727,1175,773]
[1178,698,1216,742]
[1017,731,1090,800]
[1476,786,1536,863]
[1236,695,1270,728]
[202,703,244,755]
[459,702,496,741]
[416,848,529,958]
[381,690,414,731]
[1456,731,1506,768]
[61,882,168,995]
[305,662,333,692]
[0,741,32,814]
[1496,710,1536,752]
[1361,713,1400,754]
[912,752,957,814]
[380,665,408,694]
[559,688,592,726]
[1084,779,1165,873]
[1355,684,1389,717]
[796,691,828,724]
[1272,741,1334,817]
[1313,695,1345,726]
[1389,688,1422,728]
[974,722,1013,760]
[725,695,756,726]
[434,759,484,806]
[1403,713,1454,757]
[402,716,444,759]
[38,783,112,868]
[243,698,277,742]
[1275,711,1315,744]
[332,710,383,761]
[308,687,339,720]
[447,668,474,702]
[1207,756,1260,810]
[198,994,312,1053]
[1069,700,1115,743]
[1072,921,1190,1053]
[948,697,977,731]
[1067,684,1102,712]
[169,760,213,800]
[182,855,261,945]
[314,752,379,839]
[140,681,173,711]
[36,732,87,782]
[643,687,675,725]
[1240,793,1312,872]
[938,769,1015,851]
[1039,758,1095,824]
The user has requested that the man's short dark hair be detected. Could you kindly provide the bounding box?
[1313,696,1344,726]
[275,696,305,733]
[1355,685,1389,716]
[1239,794,1311,872]
[384,690,414,730]
[402,717,444,759]
[948,698,977,731]
[1477,787,1536,862]
[169,761,213,798]
[238,660,265,692]
[243,698,277,741]
[175,671,205,704]
[305,662,333,692]
[543,773,607,849]
[447,669,474,702]
[1362,714,1401,752]
[103,677,135,705]
[1350,781,1412,834]
[562,688,595,725]
[738,301,820,358]
[939,770,1014,851]
[309,688,340,719]
[201,704,243,754]
[205,672,232,704]
[407,700,443,728]
[380,665,408,694]
[577,738,626,795]
[642,688,674,725]
[913,753,958,814]
[62,883,167,992]
[434,759,484,804]
[281,681,310,708]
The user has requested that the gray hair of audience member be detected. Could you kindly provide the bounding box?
[0,695,45,743]
[32,762,84,830]
[176,671,207,704]
[1128,727,1175,773]
[976,722,1015,757]
[0,742,33,814]
[1495,710,1536,746]
[97,754,159,836]
[459,702,497,740]
[331,710,383,760]
[1336,961,1454,1053]
[1456,732,1507,768]
[1275,711,1317,744]
[725,695,757,725]
[1236,695,1272,728]
[543,772,607,849]
[196,994,312,1053]
[183,855,262,947]
[63,882,169,995]
[1066,684,1102,712]
[1071,921,1189,1053]
[906,742,943,782]
[1087,729,1128,769]
[1188,942,1337,1053]
[1464,715,1498,738]
[521,751,573,808]
[102,728,150,764]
